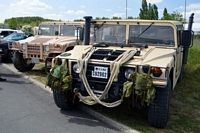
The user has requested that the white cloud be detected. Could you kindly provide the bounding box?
[10,0,52,11]
[0,0,52,22]
[102,8,112,12]
[179,3,200,23]
[43,13,65,20]
[62,10,86,15]
[147,0,163,4]
[112,13,125,17]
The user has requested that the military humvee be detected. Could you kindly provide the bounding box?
[9,21,84,72]
[48,14,194,128]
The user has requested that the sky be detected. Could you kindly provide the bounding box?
[0,0,200,31]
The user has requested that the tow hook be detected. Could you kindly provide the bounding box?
[73,88,79,103]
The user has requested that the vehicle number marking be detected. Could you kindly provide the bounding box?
[92,66,108,79]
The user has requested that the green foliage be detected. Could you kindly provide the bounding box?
[170,10,183,22]
[4,16,58,28]
[8,17,17,29]
[112,16,122,19]
[22,25,32,33]
[139,0,148,19]
[139,0,158,20]
[74,19,84,22]
[127,16,134,19]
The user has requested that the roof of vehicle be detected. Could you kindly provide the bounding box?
[38,21,84,26]
[0,29,23,33]
[91,19,183,26]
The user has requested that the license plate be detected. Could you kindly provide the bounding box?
[31,58,40,64]
[92,66,108,79]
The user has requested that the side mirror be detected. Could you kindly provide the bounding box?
[181,30,192,47]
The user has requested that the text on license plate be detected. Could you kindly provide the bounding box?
[91,66,108,79]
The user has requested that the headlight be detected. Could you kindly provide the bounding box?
[73,63,80,73]
[45,45,50,52]
[124,68,134,79]
[22,44,26,50]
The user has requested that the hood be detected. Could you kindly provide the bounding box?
[15,35,78,45]
[0,40,14,49]
[59,45,176,67]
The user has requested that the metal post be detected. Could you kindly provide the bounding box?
[126,0,127,19]
[184,0,187,29]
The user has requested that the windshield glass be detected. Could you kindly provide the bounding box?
[38,24,59,36]
[129,25,174,46]
[60,25,80,36]
[3,33,26,40]
[90,24,126,43]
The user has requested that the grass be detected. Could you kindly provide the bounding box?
[6,39,200,132]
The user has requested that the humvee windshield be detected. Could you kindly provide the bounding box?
[39,24,59,36]
[90,24,126,43]
[91,24,175,46]
[60,25,81,36]
[129,25,175,46]
[38,24,80,36]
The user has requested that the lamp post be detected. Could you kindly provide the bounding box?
[126,0,127,19]
[184,0,187,29]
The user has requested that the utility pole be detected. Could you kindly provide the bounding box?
[184,0,187,29]
[126,0,127,19]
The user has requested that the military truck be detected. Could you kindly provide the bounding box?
[9,21,84,72]
[47,14,194,128]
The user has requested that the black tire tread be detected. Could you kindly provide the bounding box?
[148,78,171,128]
[53,90,79,110]
[13,51,35,72]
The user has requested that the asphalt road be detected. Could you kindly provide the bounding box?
[0,64,122,133]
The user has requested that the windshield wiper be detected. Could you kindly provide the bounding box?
[137,22,154,37]
[93,42,148,49]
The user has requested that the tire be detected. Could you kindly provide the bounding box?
[148,78,171,128]
[53,90,79,110]
[13,51,35,72]
[7,50,14,63]
[177,68,183,83]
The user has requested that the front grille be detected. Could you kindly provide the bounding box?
[90,49,125,61]
[27,44,40,52]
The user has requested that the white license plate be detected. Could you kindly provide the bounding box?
[31,58,40,64]
[92,66,108,79]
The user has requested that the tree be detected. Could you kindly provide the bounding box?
[127,16,134,19]
[162,8,170,20]
[112,16,122,19]
[8,17,17,29]
[152,4,158,20]
[139,0,158,20]
[170,10,183,22]
[139,0,148,19]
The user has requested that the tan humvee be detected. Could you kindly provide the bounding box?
[49,14,194,128]
[9,21,84,72]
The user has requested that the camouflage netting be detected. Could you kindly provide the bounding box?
[46,60,72,92]
[123,66,156,106]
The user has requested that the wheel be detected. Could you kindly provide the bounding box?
[177,68,183,83]
[53,90,79,110]
[7,50,15,63]
[13,51,35,72]
[148,78,171,128]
